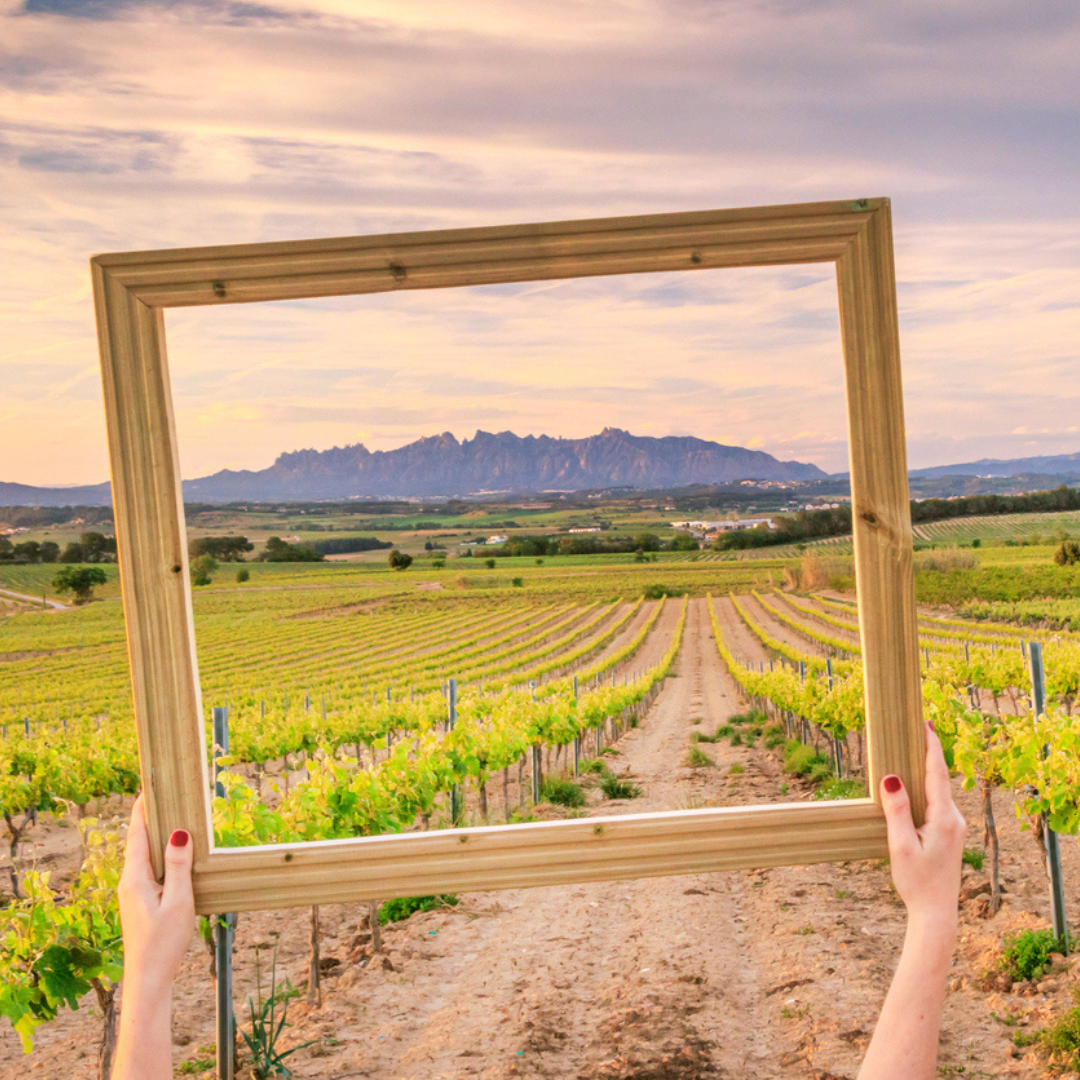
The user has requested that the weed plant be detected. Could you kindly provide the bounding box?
[998,928,1066,983]
[241,948,315,1079]
[541,777,586,807]
[685,746,714,768]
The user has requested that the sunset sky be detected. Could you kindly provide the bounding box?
[2,0,1078,486]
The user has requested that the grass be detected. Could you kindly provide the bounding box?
[782,740,834,784]
[540,776,586,807]
[684,746,714,768]
[762,722,786,749]
[1036,987,1080,1070]
[962,847,985,871]
[378,894,460,925]
[600,773,641,800]
[729,763,745,775]
[178,1061,215,1076]
[812,777,867,801]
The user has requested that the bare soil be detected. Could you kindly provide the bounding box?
[3,597,1079,1079]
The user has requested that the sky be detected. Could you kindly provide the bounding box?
[1,0,1079,486]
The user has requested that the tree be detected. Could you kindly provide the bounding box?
[13,541,40,562]
[633,533,662,552]
[258,537,324,563]
[79,532,110,562]
[190,535,254,562]
[190,555,218,587]
[60,542,85,563]
[1054,540,1080,566]
[236,568,250,583]
[39,541,60,563]
[668,534,699,552]
[0,536,12,560]
[388,549,413,570]
[53,565,108,603]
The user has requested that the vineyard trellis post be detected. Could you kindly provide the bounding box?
[212,706,236,1080]
[448,678,462,825]
[1027,642,1069,950]
[826,658,844,778]
[573,676,581,776]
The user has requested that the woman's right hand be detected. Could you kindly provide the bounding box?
[117,792,195,999]
[878,721,966,930]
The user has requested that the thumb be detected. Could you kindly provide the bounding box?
[161,828,195,912]
[880,774,918,856]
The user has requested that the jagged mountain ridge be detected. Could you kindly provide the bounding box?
[180,427,827,501]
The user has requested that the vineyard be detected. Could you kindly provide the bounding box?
[2,554,1080,1078]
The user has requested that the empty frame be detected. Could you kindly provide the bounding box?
[91,197,924,915]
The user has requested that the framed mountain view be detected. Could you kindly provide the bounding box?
[91,197,924,915]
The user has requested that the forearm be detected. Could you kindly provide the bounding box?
[858,917,956,1080]
[111,980,174,1080]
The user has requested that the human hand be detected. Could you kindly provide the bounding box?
[879,721,966,933]
[117,792,195,999]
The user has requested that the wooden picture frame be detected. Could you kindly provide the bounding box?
[91,197,923,915]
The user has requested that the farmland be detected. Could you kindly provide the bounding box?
[2,539,1080,1078]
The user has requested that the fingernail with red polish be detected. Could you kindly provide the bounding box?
[925,719,936,733]
[883,775,902,794]
[170,829,190,847]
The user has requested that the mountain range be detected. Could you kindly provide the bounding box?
[186,427,826,501]
[5,432,1080,507]
[2,428,823,506]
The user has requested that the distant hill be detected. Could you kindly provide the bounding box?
[0,480,112,509]
[0,428,826,506]
[911,451,1080,480]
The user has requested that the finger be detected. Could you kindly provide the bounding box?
[880,774,919,856]
[921,721,954,821]
[161,827,195,913]
[121,791,155,883]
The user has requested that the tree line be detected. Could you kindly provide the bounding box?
[714,483,1080,551]
[484,532,699,557]
[0,531,116,564]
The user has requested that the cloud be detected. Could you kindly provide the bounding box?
[0,0,1078,484]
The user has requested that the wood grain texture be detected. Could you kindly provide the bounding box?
[835,199,926,826]
[91,260,214,878]
[91,200,877,309]
[90,196,918,905]
[195,801,888,914]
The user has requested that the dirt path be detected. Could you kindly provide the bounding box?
[310,596,800,1080]
[0,587,66,611]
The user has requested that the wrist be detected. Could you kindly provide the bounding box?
[121,972,175,1015]
[904,911,958,956]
